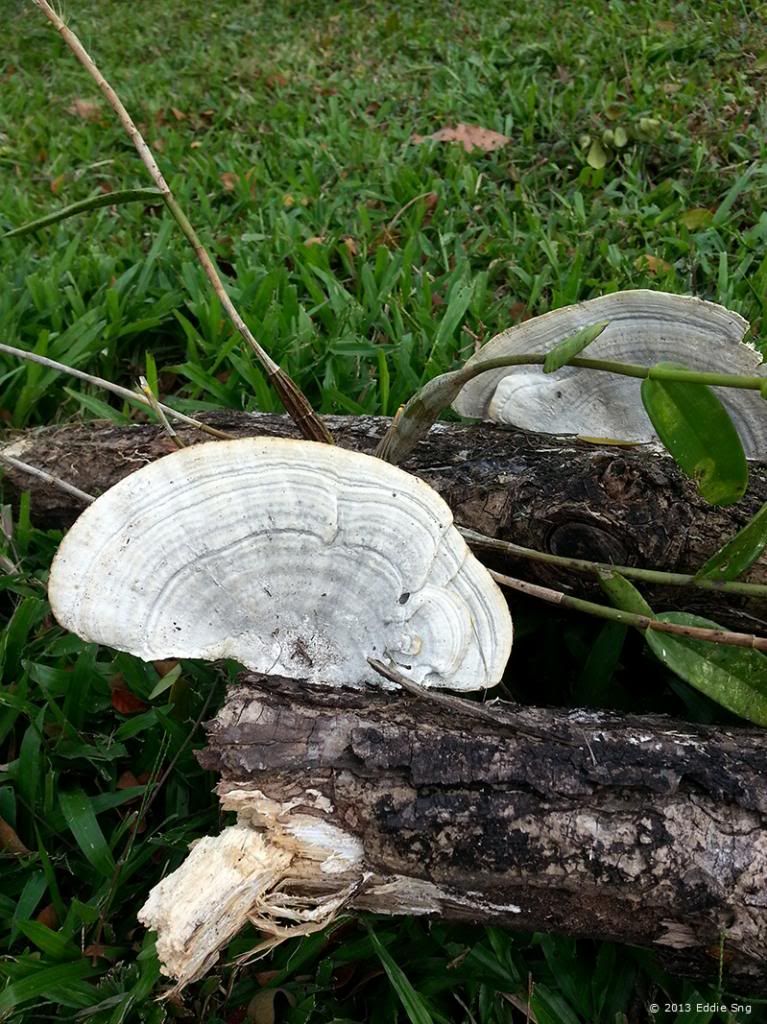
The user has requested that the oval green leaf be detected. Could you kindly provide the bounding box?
[543,321,609,374]
[641,363,748,506]
[695,501,767,582]
[646,611,767,725]
[599,570,654,617]
[586,139,608,169]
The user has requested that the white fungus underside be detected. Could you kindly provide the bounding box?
[452,290,767,455]
[48,438,512,690]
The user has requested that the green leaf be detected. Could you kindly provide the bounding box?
[147,662,182,700]
[695,501,767,582]
[367,924,434,1024]
[426,280,475,369]
[599,571,654,617]
[17,707,44,813]
[144,350,159,398]
[543,321,609,374]
[586,139,608,169]
[0,596,47,680]
[59,788,116,878]
[63,387,132,423]
[17,921,80,962]
[530,984,582,1024]
[679,208,713,231]
[646,612,767,725]
[575,622,627,704]
[712,165,757,227]
[0,960,99,1016]
[11,871,47,944]
[641,364,748,506]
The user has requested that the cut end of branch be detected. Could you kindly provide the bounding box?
[137,791,365,991]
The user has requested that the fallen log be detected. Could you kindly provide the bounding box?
[7,414,767,992]
[139,674,767,994]
[4,412,767,625]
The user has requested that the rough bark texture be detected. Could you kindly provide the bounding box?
[200,674,767,995]
[4,412,767,625]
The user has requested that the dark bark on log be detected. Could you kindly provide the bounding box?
[200,674,767,995]
[4,412,767,626]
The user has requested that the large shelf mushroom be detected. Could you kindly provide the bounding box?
[48,437,512,691]
[452,290,767,455]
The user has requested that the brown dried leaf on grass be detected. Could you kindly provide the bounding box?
[67,98,101,121]
[412,122,511,153]
[36,904,59,929]
[220,172,239,192]
[634,253,672,275]
[0,816,30,855]
[110,674,148,715]
[153,658,180,677]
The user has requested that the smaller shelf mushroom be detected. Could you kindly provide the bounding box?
[48,437,512,691]
[452,290,767,455]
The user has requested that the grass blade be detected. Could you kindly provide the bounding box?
[59,788,115,878]
[367,923,434,1024]
[0,960,99,1016]
[3,188,163,238]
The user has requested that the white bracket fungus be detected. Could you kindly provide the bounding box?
[48,437,512,690]
[452,290,767,454]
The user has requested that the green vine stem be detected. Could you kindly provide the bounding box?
[490,569,767,652]
[376,352,767,465]
[462,528,767,598]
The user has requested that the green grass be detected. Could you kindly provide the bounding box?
[3,0,767,1019]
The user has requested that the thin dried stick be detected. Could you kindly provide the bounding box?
[138,376,184,448]
[0,342,233,440]
[33,0,332,446]
[0,453,94,504]
[366,658,578,745]
[386,191,437,231]
[490,569,767,652]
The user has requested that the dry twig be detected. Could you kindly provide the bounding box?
[32,0,332,445]
[0,453,95,504]
[0,342,232,440]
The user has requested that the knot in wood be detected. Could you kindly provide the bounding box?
[546,519,629,565]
